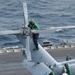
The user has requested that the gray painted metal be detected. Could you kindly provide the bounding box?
[31,26,75,34]
[29,38,58,65]
[23,3,28,27]
[23,3,31,61]
[0,30,22,35]
[23,60,52,75]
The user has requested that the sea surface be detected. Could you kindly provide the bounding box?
[0,0,75,48]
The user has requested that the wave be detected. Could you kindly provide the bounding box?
[1,41,23,48]
[30,13,44,18]
[0,0,75,47]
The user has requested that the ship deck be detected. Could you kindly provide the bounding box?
[0,45,75,75]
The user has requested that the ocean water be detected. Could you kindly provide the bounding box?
[0,0,75,47]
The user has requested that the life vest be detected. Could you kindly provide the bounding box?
[49,71,54,75]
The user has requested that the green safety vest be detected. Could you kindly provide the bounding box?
[49,71,54,75]
[66,67,71,75]
[28,23,39,30]
[65,65,71,75]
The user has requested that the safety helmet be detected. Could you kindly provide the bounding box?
[29,20,35,25]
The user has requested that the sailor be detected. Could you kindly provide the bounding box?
[66,54,71,61]
[28,20,39,50]
[49,71,54,75]
[62,66,68,75]
[49,65,54,75]
[64,63,71,75]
